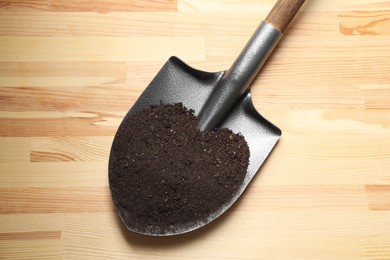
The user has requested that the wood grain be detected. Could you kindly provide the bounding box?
[0,112,121,137]
[0,0,177,12]
[339,11,390,35]
[30,136,112,162]
[0,0,390,259]
[49,0,177,12]
[366,185,390,210]
[0,162,108,187]
[0,231,62,240]
[0,240,62,260]
[0,137,30,162]
[0,62,127,87]
[0,0,50,11]
[0,37,204,62]
[178,0,390,12]
[0,87,133,112]
[0,187,114,214]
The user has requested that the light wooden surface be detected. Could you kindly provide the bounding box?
[1,0,390,259]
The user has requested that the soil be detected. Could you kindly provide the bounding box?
[109,102,250,235]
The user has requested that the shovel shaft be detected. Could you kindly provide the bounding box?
[197,21,282,131]
[197,0,305,131]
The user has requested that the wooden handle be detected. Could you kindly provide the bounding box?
[265,0,305,33]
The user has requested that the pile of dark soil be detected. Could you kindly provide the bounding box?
[109,102,249,234]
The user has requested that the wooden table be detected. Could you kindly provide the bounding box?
[1,0,390,259]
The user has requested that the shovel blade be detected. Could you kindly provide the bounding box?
[110,56,281,235]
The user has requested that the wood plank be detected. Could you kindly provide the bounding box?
[252,56,390,89]
[253,84,364,110]
[361,84,390,109]
[243,185,367,211]
[0,214,63,233]
[0,0,49,11]
[0,11,337,37]
[258,157,379,185]
[0,87,136,112]
[366,185,390,210]
[273,133,390,160]
[178,0,390,12]
[0,112,121,137]
[0,187,114,214]
[126,61,163,88]
[377,159,390,182]
[363,236,390,260]
[63,235,364,259]
[50,0,177,12]
[63,213,364,259]
[247,237,363,260]
[30,136,113,162]
[0,37,204,62]
[320,109,390,133]
[0,0,176,12]
[0,240,62,260]
[62,210,390,239]
[266,109,390,135]
[339,11,390,35]
[206,34,390,60]
[0,231,62,240]
[0,185,368,215]
[63,210,388,259]
[63,213,121,239]
[230,211,390,237]
[0,62,127,87]
[0,137,30,163]
[349,2,390,11]
[0,162,107,188]
[178,0,273,13]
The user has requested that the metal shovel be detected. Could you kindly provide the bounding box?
[109,0,306,236]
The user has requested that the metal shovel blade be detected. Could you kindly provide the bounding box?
[109,55,281,236]
[109,0,307,236]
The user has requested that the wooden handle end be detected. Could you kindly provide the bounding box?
[265,0,305,33]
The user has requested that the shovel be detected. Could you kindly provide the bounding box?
[109,0,306,236]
